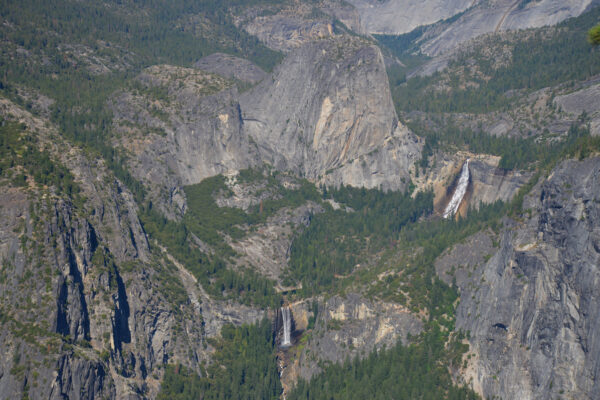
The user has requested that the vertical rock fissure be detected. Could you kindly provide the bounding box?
[112,266,131,352]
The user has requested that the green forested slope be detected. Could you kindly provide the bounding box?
[374,7,600,174]
[0,118,81,200]
[380,7,600,114]
[288,328,478,400]
[0,0,283,71]
[412,114,592,171]
[157,319,282,400]
[284,186,434,296]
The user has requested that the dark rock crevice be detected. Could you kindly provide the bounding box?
[112,265,132,352]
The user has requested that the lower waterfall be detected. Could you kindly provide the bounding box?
[281,307,292,347]
[443,160,470,219]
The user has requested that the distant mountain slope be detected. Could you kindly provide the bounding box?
[345,0,473,35]
[346,0,596,55]
[420,0,596,56]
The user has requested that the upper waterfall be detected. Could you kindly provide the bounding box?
[443,160,470,219]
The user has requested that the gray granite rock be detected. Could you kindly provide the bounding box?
[194,53,268,84]
[448,157,600,399]
[240,36,421,192]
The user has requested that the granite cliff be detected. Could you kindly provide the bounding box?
[240,36,422,192]
[435,157,600,399]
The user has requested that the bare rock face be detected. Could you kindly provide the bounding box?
[119,66,260,187]
[245,16,334,53]
[320,0,365,34]
[194,53,268,84]
[345,0,473,34]
[343,0,592,56]
[501,0,594,31]
[448,156,600,399]
[241,36,421,191]
[113,29,423,198]
[50,355,113,400]
[0,188,122,400]
[468,157,532,206]
[239,5,336,53]
[554,80,600,136]
[435,229,499,287]
[319,124,422,191]
[111,65,261,217]
[420,0,593,56]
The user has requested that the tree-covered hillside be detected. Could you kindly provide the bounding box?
[157,319,282,400]
[288,328,478,400]
[380,6,600,114]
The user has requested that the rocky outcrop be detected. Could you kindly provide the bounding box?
[280,294,422,390]
[111,65,261,217]
[435,229,499,287]
[163,248,265,339]
[0,99,263,400]
[229,203,323,283]
[244,14,335,53]
[50,355,114,400]
[412,151,531,215]
[468,157,532,207]
[0,188,118,400]
[241,36,421,191]
[444,156,600,399]
[194,53,268,84]
[554,79,600,136]
[112,25,423,199]
[320,0,365,34]
[0,94,150,262]
[237,4,336,53]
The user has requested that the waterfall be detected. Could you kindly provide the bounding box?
[281,307,291,347]
[443,160,470,219]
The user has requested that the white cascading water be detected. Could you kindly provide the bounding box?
[443,160,470,219]
[281,307,291,346]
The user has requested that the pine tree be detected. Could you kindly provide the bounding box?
[590,24,600,45]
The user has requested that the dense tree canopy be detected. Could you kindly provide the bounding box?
[157,319,282,400]
[288,327,479,400]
